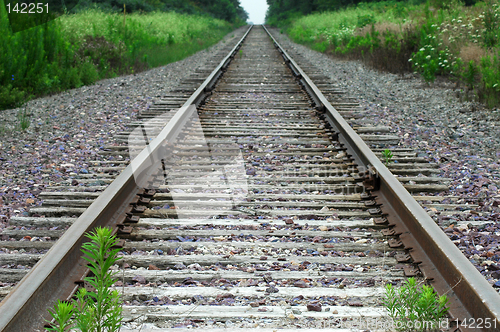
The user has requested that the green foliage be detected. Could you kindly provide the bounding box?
[384,278,449,331]
[266,0,428,27]
[481,3,500,47]
[45,227,122,332]
[17,107,30,131]
[0,2,234,111]
[479,53,500,107]
[357,14,376,28]
[382,149,393,164]
[72,0,248,23]
[275,0,500,108]
[464,60,478,90]
[79,60,100,86]
[45,301,75,332]
[76,35,126,75]
[77,227,122,331]
[0,84,27,109]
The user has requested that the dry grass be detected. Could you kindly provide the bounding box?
[459,44,490,64]
[355,22,411,37]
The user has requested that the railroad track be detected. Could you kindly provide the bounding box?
[0,25,499,331]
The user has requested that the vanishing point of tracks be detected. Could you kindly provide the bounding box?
[0,26,499,331]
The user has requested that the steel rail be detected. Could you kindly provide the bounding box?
[0,25,253,332]
[264,25,500,332]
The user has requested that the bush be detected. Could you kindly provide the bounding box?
[479,54,500,107]
[77,35,127,73]
[0,84,27,110]
[0,3,235,111]
[79,60,100,86]
[357,14,375,28]
[282,0,500,108]
[45,227,122,332]
[384,277,449,331]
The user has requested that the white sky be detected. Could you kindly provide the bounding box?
[239,0,268,25]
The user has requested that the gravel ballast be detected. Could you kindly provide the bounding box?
[1,25,499,291]
[0,28,245,233]
[271,29,500,288]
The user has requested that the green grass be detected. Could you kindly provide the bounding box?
[283,0,500,108]
[0,4,236,110]
[59,9,229,44]
[288,1,418,48]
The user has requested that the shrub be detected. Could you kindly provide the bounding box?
[76,35,127,73]
[45,227,122,332]
[384,277,449,331]
[79,60,100,86]
[0,3,234,111]
[479,54,500,107]
[357,14,375,28]
[0,84,27,109]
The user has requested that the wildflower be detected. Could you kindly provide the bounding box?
[420,47,425,52]
[426,55,431,60]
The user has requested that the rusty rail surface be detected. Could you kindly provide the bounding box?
[264,25,500,332]
[0,25,253,332]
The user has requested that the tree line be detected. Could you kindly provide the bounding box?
[73,0,248,22]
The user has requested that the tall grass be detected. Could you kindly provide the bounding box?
[0,3,235,110]
[288,1,419,52]
[60,10,232,69]
[285,0,500,108]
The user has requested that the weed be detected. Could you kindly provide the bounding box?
[45,227,122,332]
[464,60,478,91]
[17,107,30,131]
[45,301,74,332]
[357,14,375,28]
[382,149,394,165]
[239,49,243,58]
[0,85,27,110]
[383,277,449,331]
